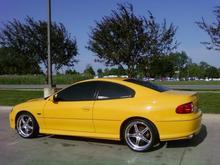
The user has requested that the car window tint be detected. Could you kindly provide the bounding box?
[97,81,135,100]
[124,79,170,92]
[57,82,97,101]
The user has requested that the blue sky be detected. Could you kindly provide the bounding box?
[0,0,220,72]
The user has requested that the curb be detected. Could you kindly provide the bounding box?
[0,106,13,111]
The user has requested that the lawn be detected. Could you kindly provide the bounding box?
[198,93,220,113]
[0,75,93,84]
[0,90,219,113]
[0,90,43,106]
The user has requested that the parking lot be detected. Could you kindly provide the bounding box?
[0,107,220,165]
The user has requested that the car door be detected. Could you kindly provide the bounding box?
[43,81,97,133]
[93,81,135,135]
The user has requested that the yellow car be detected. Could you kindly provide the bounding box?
[9,78,202,152]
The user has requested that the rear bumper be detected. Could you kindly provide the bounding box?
[156,112,202,141]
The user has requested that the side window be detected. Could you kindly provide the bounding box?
[97,82,135,100]
[57,82,97,101]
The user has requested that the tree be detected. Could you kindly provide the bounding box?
[97,68,103,78]
[196,6,220,51]
[199,61,210,78]
[65,69,79,75]
[101,66,127,77]
[168,51,191,78]
[146,51,191,78]
[188,63,201,78]
[87,3,178,78]
[84,64,95,76]
[198,61,219,78]
[168,52,189,71]
[0,47,41,74]
[0,17,78,81]
[205,66,219,78]
[148,56,174,78]
[187,61,219,79]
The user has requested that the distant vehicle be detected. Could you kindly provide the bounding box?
[9,78,202,152]
[103,75,128,78]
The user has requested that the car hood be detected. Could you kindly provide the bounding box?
[13,98,46,110]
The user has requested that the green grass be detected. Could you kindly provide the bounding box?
[0,90,43,106]
[0,74,93,84]
[0,90,219,113]
[198,93,220,114]
[0,75,45,84]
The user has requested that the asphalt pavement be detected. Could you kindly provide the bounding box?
[0,106,220,165]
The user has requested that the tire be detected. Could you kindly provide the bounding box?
[16,112,39,138]
[122,119,156,152]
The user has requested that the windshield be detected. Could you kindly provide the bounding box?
[124,79,170,92]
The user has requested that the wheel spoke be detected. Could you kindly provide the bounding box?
[21,118,26,124]
[141,127,149,134]
[26,118,31,124]
[127,133,136,138]
[26,125,33,130]
[134,124,139,133]
[135,137,141,146]
[141,135,149,143]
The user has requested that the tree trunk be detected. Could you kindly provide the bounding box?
[45,67,48,84]
[127,65,136,78]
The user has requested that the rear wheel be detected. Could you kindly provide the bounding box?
[123,119,156,152]
[16,112,39,138]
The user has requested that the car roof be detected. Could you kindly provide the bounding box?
[82,77,127,83]
[95,77,126,81]
[78,78,159,95]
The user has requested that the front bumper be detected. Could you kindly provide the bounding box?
[9,110,15,129]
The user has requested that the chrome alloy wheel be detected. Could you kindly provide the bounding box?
[17,114,34,138]
[125,121,153,151]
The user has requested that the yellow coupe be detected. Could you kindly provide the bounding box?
[9,78,202,152]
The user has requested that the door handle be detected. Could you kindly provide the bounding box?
[81,106,90,111]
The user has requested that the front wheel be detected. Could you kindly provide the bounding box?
[16,112,39,138]
[123,119,156,152]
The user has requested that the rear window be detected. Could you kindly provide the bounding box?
[124,79,170,92]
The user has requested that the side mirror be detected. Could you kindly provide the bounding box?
[53,94,59,102]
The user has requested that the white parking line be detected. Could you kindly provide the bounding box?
[8,141,19,146]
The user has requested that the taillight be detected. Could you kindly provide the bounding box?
[176,102,193,114]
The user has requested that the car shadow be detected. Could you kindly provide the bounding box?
[40,124,207,151]
[48,134,123,145]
